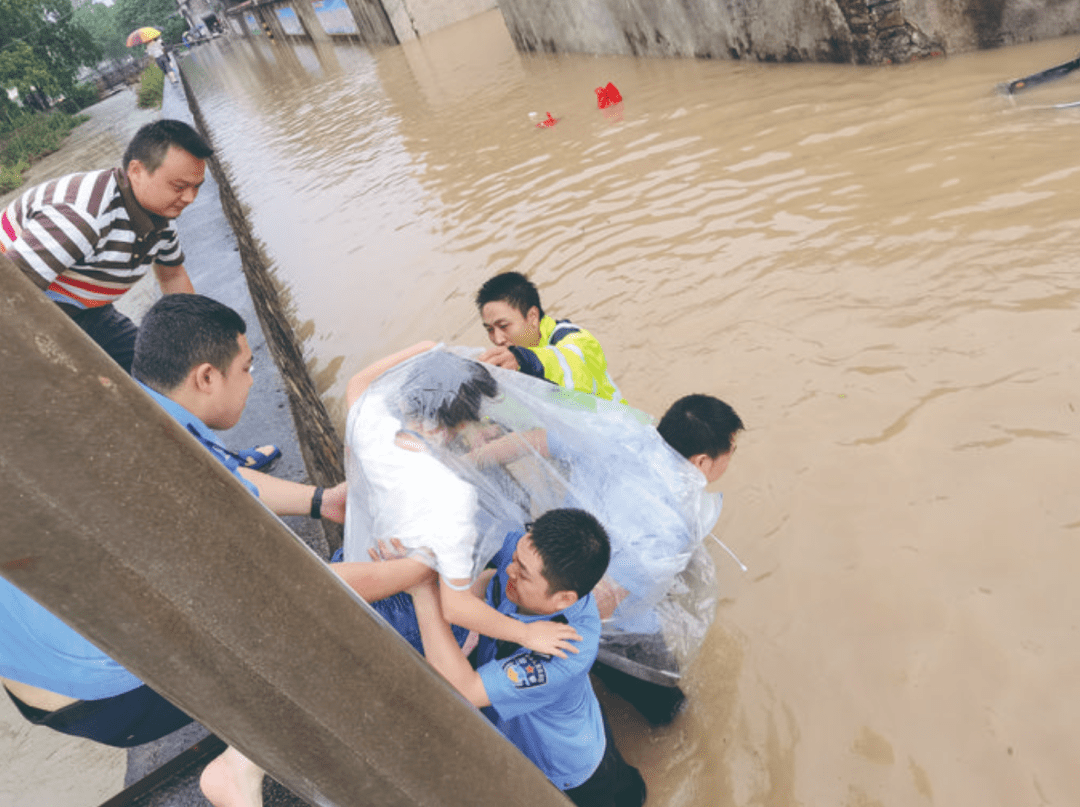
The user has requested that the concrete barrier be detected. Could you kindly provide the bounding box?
[495,0,1080,64]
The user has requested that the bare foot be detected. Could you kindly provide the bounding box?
[199,746,264,807]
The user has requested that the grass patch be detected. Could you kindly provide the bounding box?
[0,112,89,193]
[138,64,165,109]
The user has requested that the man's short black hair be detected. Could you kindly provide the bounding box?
[529,508,610,598]
[657,394,744,460]
[132,294,246,393]
[402,352,498,430]
[123,120,213,174]
[475,271,544,319]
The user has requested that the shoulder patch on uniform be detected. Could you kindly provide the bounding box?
[502,651,550,689]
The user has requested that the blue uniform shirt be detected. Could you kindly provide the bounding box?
[476,531,606,790]
[0,383,258,700]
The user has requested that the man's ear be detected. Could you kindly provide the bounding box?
[551,589,578,611]
[688,453,712,475]
[190,362,218,394]
[127,158,146,180]
[525,305,541,329]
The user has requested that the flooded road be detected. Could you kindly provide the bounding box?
[182,12,1080,806]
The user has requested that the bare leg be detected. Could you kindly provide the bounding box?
[200,746,264,807]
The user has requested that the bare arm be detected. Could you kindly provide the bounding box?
[332,558,431,603]
[237,472,347,522]
[411,575,490,707]
[469,428,550,467]
[153,262,195,294]
[440,578,581,658]
[345,341,437,409]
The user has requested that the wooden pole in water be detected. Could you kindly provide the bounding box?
[0,255,571,807]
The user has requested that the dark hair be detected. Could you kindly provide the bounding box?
[475,271,544,319]
[123,120,213,174]
[401,352,498,430]
[132,294,247,392]
[529,509,610,597]
[657,394,744,460]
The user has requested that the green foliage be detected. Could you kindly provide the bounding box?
[58,81,100,113]
[113,0,187,46]
[0,0,101,106]
[0,110,86,191]
[137,63,163,108]
[0,159,30,193]
[72,1,127,63]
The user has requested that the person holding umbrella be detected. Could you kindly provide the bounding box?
[129,27,176,84]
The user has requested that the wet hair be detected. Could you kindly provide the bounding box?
[133,294,247,393]
[529,508,610,597]
[401,352,498,430]
[123,120,213,174]
[657,394,744,460]
[475,271,544,320]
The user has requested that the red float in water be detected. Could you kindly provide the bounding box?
[595,82,622,109]
[535,111,559,128]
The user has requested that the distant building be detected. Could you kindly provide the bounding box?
[177,0,224,35]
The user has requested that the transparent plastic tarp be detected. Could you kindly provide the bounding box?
[344,346,723,681]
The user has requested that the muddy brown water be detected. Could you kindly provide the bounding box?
[181,12,1080,806]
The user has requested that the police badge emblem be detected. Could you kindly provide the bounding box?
[503,651,549,688]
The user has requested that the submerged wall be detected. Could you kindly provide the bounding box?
[224,0,496,45]
[496,0,1080,64]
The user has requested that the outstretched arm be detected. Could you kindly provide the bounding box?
[237,473,347,522]
[332,557,431,603]
[439,578,581,659]
[153,262,195,294]
[411,575,490,707]
[345,341,437,409]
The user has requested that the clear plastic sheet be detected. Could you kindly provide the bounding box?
[344,346,723,679]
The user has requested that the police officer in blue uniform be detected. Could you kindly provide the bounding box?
[409,508,646,807]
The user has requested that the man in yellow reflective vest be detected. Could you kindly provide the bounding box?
[477,271,624,403]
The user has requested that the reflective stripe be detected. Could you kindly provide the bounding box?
[551,348,575,390]
[604,370,623,404]
[559,342,594,393]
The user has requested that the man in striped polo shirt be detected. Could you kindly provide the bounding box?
[1,119,280,469]
[476,271,625,404]
[1,119,208,374]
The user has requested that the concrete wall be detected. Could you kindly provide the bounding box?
[378,0,497,41]
[495,0,1080,65]
[223,0,495,45]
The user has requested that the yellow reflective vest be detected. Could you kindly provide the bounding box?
[509,315,624,403]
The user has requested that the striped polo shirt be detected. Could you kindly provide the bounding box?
[0,168,184,310]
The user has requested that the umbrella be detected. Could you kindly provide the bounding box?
[126,27,162,47]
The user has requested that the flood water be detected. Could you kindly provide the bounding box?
[181,12,1080,806]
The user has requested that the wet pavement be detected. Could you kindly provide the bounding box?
[2,71,327,807]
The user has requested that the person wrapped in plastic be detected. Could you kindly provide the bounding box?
[343,343,741,705]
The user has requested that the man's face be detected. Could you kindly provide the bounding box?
[481,301,541,348]
[204,334,254,431]
[128,145,205,219]
[504,534,565,616]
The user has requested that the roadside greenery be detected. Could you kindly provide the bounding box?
[0,0,100,110]
[137,63,164,109]
[72,2,128,64]
[3,0,186,116]
[0,110,88,193]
